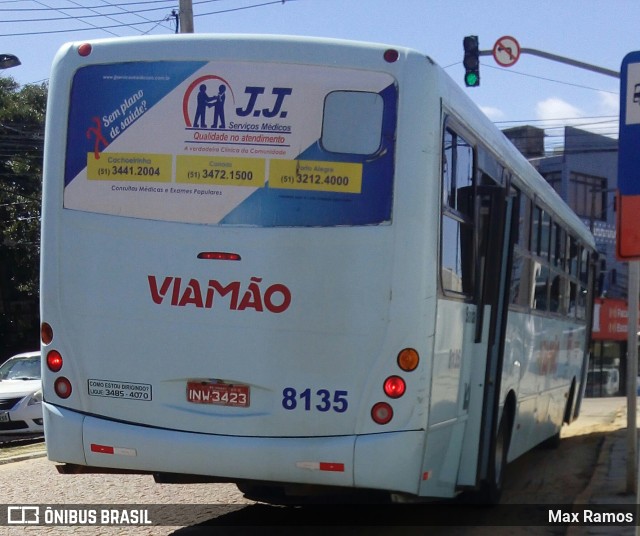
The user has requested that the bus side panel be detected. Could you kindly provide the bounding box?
[506,313,587,461]
[353,431,425,495]
[417,422,463,498]
[42,402,86,465]
[419,299,479,497]
[456,307,491,486]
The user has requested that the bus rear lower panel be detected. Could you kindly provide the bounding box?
[43,402,426,497]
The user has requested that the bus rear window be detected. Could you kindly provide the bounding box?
[62,61,397,227]
[322,91,383,155]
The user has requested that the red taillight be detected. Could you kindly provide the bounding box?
[383,376,406,399]
[371,402,393,425]
[384,49,399,63]
[54,377,72,399]
[197,251,241,261]
[41,322,53,345]
[47,350,63,372]
[78,43,92,57]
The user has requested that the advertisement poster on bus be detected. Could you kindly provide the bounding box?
[63,61,397,227]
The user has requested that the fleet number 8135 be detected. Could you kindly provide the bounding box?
[282,387,348,413]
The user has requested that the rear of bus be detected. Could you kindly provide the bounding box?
[41,35,439,500]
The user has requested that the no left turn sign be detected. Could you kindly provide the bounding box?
[493,36,520,67]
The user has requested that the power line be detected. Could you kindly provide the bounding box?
[195,0,298,18]
[0,2,179,23]
[77,0,174,35]
[63,0,144,36]
[36,0,122,37]
[0,17,165,36]
[0,0,296,36]
[0,0,176,10]
[0,0,266,20]
[482,62,619,95]
[495,115,617,125]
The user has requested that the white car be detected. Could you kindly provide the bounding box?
[585,368,620,397]
[0,351,43,434]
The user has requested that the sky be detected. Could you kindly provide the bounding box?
[0,0,635,150]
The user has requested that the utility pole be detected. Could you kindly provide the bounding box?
[179,0,194,34]
[627,262,638,495]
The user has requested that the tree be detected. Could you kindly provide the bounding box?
[0,76,46,359]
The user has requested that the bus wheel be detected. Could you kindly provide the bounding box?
[485,414,509,504]
[541,429,561,449]
[542,384,575,450]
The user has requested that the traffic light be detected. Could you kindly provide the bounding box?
[463,35,480,87]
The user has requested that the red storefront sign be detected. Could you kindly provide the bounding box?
[592,297,640,341]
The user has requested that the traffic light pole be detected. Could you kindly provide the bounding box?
[478,47,619,78]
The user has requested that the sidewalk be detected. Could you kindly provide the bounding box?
[568,401,638,536]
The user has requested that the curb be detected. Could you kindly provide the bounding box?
[570,408,626,505]
[0,443,47,465]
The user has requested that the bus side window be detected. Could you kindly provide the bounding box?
[509,189,534,308]
[549,220,568,314]
[441,127,474,296]
[534,264,549,311]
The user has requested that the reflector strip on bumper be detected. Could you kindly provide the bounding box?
[90,443,137,456]
[296,461,345,472]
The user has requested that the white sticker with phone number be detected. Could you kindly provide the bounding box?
[88,379,152,401]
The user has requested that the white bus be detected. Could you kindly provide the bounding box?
[40,34,596,504]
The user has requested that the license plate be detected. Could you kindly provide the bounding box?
[187,381,250,407]
[0,411,9,423]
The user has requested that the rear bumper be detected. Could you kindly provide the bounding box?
[43,402,424,495]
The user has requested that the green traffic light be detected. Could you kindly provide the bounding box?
[465,72,479,87]
[463,35,480,87]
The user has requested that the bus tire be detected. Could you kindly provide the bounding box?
[541,385,574,449]
[484,413,510,504]
[541,429,561,449]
